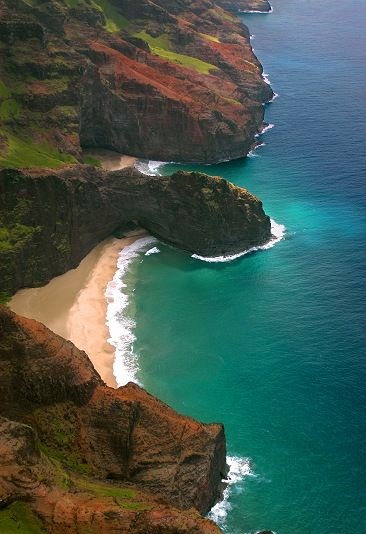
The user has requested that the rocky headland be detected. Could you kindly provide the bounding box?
[0,165,271,298]
[0,305,225,533]
[0,0,272,167]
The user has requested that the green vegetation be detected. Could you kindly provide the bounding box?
[201,186,219,210]
[224,96,242,106]
[199,32,220,43]
[0,99,21,121]
[40,443,92,475]
[83,155,102,167]
[0,224,40,253]
[74,478,150,510]
[62,0,129,32]
[134,31,218,74]
[93,0,129,32]
[0,133,77,169]
[0,80,11,98]
[0,501,45,534]
[0,291,11,305]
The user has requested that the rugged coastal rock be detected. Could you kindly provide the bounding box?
[0,0,272,166]
[0,305,225,532]
[0,165,271,297]
[216,0,272,12]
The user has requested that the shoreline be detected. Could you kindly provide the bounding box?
[82,148,137,171]
[10,230,146,387]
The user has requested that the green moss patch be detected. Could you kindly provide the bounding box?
[0,80,11,98]
[63,0,129,32]
[0,133,77,169]
[0,501,45,534]
[0,99,21,121]
[40,443,92,476]
[93,0,129,32]
[83,155,102,167]
[134,31,218,74]
[0,224,41,254]
[199,32,220,43]
[74,478,150,510]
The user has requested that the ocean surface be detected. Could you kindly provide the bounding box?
[107,0,366,532]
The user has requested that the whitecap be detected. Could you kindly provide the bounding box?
[260,123,275,134]
[192,219,285,263]
[268,92,279,103]
[208,456,253,525]
[145,246,160,256]
[105,236,158,386]
[262,72,271,85]
[239,4,273,14]
[248,142,266,157]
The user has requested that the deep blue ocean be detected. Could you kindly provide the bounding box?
[113,1,366,532]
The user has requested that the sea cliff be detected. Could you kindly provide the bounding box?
[0,165,271,298]
[0,0,272,166]
[0,305,225,533]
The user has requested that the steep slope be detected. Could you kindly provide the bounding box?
[0,305,225,533]
[0,165,271,298]
[0,0,272,165]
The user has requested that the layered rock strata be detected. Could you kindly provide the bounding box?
[0,305,225,532]
[0,165,271,297]
[0,0,272,166]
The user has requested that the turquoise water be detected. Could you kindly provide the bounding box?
[116,1,366,532]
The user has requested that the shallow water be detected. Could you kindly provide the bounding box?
[112,1,366,532]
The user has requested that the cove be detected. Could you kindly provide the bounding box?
[115,0,366,532]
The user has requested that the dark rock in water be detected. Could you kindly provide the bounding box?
[0,305,226,532]
[0,165,271,296]
[256,531,275,534]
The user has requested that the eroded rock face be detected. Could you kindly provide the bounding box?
[0,415,222,533]
[0,165,271,296]
[0,306,227,515]
[0,0,272,166]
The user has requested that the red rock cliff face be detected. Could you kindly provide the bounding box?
[0,0,272,165]
[0,165,271,296]
[0,305,226,532]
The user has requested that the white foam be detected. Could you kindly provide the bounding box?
[268,91,279,103]
[260,123,275,134]
[248,142,266,157]
[135,160,165,176]
[192,218,285,263]
[105,236,158,386]
[145,246,160,256]
[262,72,271,85]
[239,6,273,14]
[208,456,253,525]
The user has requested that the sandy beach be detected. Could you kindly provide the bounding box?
[10,231,146,388]
[82,148,137,171]
[10,149,144,387]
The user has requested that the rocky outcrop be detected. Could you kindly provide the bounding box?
[0,165,271,296]
[0,305,225,532]
[216,0,272,12]
[0,0,272,166]
[0,417,222,533]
